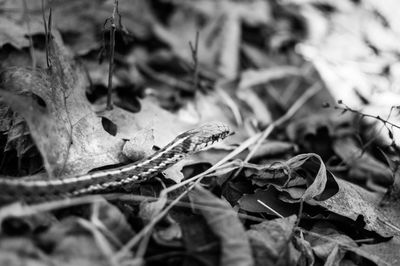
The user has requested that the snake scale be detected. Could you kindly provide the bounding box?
[0,122,232,203]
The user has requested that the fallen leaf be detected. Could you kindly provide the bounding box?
[0,32,124,177]
[247,215,300,266]
[175,212,220,266]
[245,153,339,202]
[314,178,399,237]
[333,137,393,186]
[238,188,298,217]
[98,98,188,148]
[304,222,389,266]
[93,200,136,244]
[139,197,167,223]
[361,237,400,266]
[0,16,43,49]
[189,185,254,266]
[0,237,49,266]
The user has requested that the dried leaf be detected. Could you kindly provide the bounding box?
[238,188,297,217]
[247,215,300,266]
[245,153,339,202]
[0,33,124,177]
[333,137,393,186]
[316,178,399,237]
[139,197,167,223]
[0,237,48,266]
[305,222,388,265]
[37,217,117,266]
[94,200,135,244]
[189,185,254,266]
[0,16,43,49]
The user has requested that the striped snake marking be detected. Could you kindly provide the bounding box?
[0,122,232,203]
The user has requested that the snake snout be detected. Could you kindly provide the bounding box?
[191,122,232,152]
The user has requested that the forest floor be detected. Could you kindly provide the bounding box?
[0,0,399,265]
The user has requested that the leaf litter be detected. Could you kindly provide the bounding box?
[0,0,399,266]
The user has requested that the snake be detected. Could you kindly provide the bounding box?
[0,122,232,203]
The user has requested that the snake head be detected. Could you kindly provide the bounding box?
[179,122,233,153]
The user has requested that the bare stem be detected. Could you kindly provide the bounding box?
[22,0,36,69]
[41,0,51,68]
[336,103,400,130]
[106,0,118,110]
[189,31,200,91]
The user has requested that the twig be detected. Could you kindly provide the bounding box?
[335,102,400,130]
[293,199,304,229]
[106,0,118,110]
[78,218,120,266]
[22,0,36,69]
[189,31,200,91]
[257,199,284,218]
[41,0,51,68]
[334,102,400,153]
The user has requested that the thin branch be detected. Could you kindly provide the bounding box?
[41,0,50,68]
[335,102,400,130]
[257,199,284,218]
[22,0,36,69]
[106,0,118,110]
[189,30,200,91]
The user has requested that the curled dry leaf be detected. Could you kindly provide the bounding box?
[245,153,339,202]
[189,185,254,266]
[287,111,393,187]
[294,153,332,201]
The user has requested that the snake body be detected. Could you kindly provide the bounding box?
[0,123,231,203]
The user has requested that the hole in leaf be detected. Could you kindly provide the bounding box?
[101,117,117,136]
[31,94,46,108]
